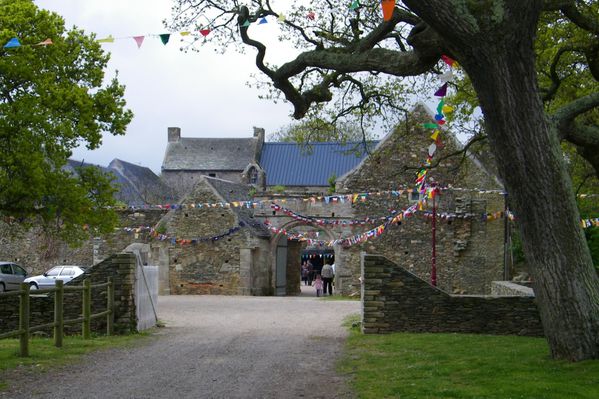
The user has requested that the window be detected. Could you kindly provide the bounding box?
[410,191,421,202]
[60,268,75,276]
[46,267,62,276]
[208,173,216,177]
[249,168,258,184]
[0,264,12,274]
[12,265,26,277]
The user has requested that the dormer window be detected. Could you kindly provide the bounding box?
[249,167,258,184]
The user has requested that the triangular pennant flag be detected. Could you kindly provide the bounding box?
[350,0,360,10]
[434,83,448,97]
[3,37,21,48]
[36,38,53,46]
[431,130,440,141]
[259,17,268,24]
[435,114,444,121]
[428,142,437,157]
[242,20,251,27]
[438,70,454,82]
[436,99,445,114]
[441,54,456,66]
[442,105,454,114]
[159,34,170,45]
[180,31,191,36]
[382,0,395,21]
[133,36,145,48]
[423,123,438,129]
[97,35,115,43]
[199,29,211,37]
[307,11,315,20]
[278,14,286,22]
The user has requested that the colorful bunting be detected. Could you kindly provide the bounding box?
[434,83,448,97]
[133,36,145,48]
[259,17,268,24]
[159,34,170,45]
[307,11,316,20]
[441,54,456,67]
[3,37,21,48]
[350,0,360,10]
[199,29,211,37]
[381,0,395,21]
[36,38,53,46]
[97,35,115,43]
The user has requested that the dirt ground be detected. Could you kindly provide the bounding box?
[1,289,360,398]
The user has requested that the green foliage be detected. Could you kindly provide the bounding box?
[155,222,167,235]
[339,328,599,398]
[585,227,599,270]
[272,185,286,194]
[269,118,369,144]
[327,172,336,195]
[0,0,133,243]
[248,187,257,197]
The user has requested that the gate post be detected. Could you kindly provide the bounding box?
[82,279,91,339]
[19,283,30,357]
[54,280,64,347]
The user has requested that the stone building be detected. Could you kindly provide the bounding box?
[153,104,506,296]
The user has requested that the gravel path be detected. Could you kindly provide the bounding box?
[2,291,360,399]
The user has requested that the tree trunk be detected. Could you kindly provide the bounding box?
[453,23,599,361]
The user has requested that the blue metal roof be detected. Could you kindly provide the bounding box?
[260,142,376,186]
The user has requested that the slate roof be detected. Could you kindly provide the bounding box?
[65,159,175,206]
[162,137,259,171]
[203,177,270,238]
[259,142,377,186]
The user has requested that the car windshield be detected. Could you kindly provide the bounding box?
[46,267,62,276]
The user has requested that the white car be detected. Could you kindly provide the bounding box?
[0,262,28,292]
[24,265,87,289]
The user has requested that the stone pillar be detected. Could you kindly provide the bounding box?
[168,127,181,142]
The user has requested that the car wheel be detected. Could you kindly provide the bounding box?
[29,282,38,290]
[0,282,5,293]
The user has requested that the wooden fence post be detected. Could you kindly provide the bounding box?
[107,277,114,335]
[19,283,30,357]
[82,279,91,339]
[54,279,64,348]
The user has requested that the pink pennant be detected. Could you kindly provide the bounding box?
[200,29,211,37]
[133,36,145,48]
[434,83,447,97]
[441,54,456,67]
[36,38,53,46]
[307,11,315,20]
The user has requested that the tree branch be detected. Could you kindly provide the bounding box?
[552,91,599,135]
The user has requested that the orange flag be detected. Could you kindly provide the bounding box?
[382,0,395,21]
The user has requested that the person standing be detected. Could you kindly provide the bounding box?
[313,274,323,297]
[301,262,309,285]
[321,262,334,295]
[306,259,314,286]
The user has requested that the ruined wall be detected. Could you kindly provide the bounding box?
[0,210,166,277]
[361,255,543,336]
[340,108,505,294]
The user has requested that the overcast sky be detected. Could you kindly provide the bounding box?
[34,0,296,174]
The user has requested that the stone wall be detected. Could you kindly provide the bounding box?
[0,252,138,335]
[164,179,271,295]
[0,210,167,277]
[162,170,243,198]
[491,281,535,296]
[361,255,543,336]
[340,108,505,295]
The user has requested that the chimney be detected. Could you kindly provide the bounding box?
[168,127,181,142]
[253,127,265,162]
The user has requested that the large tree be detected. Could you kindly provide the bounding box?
[170,0,599,360]
[0,0,133,243]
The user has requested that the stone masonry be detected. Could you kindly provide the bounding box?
[361,254,543,336]
[0,252,138,335]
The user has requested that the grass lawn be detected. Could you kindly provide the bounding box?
[338,319,599,399]
[0,333,152,391]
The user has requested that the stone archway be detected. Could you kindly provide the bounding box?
[269,220,337,296]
